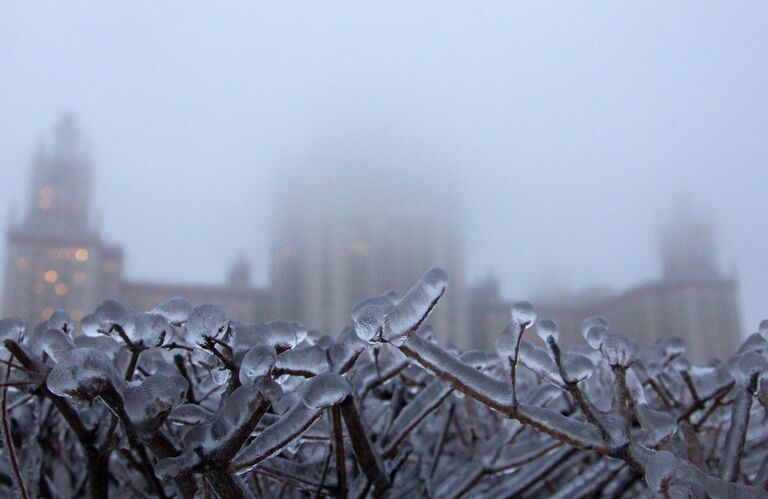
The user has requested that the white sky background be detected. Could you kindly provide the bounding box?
[1,2,767,337]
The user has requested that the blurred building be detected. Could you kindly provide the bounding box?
[534,215,741,363]
[271,164,469,347]
[2,116,271,326]
[2,115,123,324]
[466,274,512,350]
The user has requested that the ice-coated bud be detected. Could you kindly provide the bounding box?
[585,325,608,351]
[562,352,593,383]
[124,374,188,429]
[122,312,172,348]
[351,291,398,343]
[47,348,118,400]
[511,301,537,329]
[0,316,25,341]
[759,319,768,339]
[301,372,352,409]
[495,322,523,359]
[151,297,192,326]
[599,332,639,367]
[47,309,73,335]
[39,328,76,363]
[79,313,101,337]
[186,304,229,346]
[383,267,448,346]
[637,404,677,445]
[239,344,277,384]
[644,450,678,493]
[581,316,607,340]
[728,351,767,385]
[536,319,559,345]
[94,300,128,331]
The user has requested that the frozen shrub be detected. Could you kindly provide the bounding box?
[0,267,765,498]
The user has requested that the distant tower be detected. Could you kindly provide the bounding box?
[660,214,719,282]
[227,255,251,290]
[271,162,468,346]
[2,115,123,325]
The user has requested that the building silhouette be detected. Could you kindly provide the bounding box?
[533,214,741,363]
[271,163,469,346]
[2,116,270,326]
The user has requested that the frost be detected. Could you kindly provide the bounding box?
[239,344,277,384]
[47,348,119,399]
[151,297,192,326]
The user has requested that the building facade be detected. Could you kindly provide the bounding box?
[533,215,741,363]
[271,164,469,347]
[2,116,271,327]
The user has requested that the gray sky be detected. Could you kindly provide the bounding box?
[1,2,767,336]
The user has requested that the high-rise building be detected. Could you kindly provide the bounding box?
[2,115,123,324]
[271,164,468,347]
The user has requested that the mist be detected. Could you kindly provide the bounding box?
[1,1,767,337]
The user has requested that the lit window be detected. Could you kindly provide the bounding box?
[73,272,86,284]
[75,249,89,262]
[39,186,53,210]
[16,257,29,271]
[41,307,54,320]
[54,283,68,296]
[43,270,58,283]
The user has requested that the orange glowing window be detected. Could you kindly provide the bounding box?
[75,248,89,262]
[43,270,58,283]
[16,257,29,270]
[41,307,54,320]
[54,283,68,296]
[39,186,53,210]
[73,272,86,284]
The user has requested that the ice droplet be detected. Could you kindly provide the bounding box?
[585,325,608,351]
[186,305,229,346]
[511,301,537,328]
[562,352,593,382]
[301,373,352,409]
[383,267,448,346]
[39,328,76,363]
[759,319,768,339]
[351,291,398,342]
[94,300,128,331]
[122,312,172,348]
[536,319,559,345]
[151,297,192,326]
[644,450,678,493]
[47,348,118,400]
[581,316,607,340]
[240,344,277,384]
[600,332,639,367]
[47,309,73,335]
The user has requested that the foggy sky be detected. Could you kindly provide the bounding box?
[1,2,767,337]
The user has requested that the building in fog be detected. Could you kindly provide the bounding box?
[271,163,469,347]
[534,215,741,363]
[2,115,123,324]
[2,116,271,326]
[466,274,512,349]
